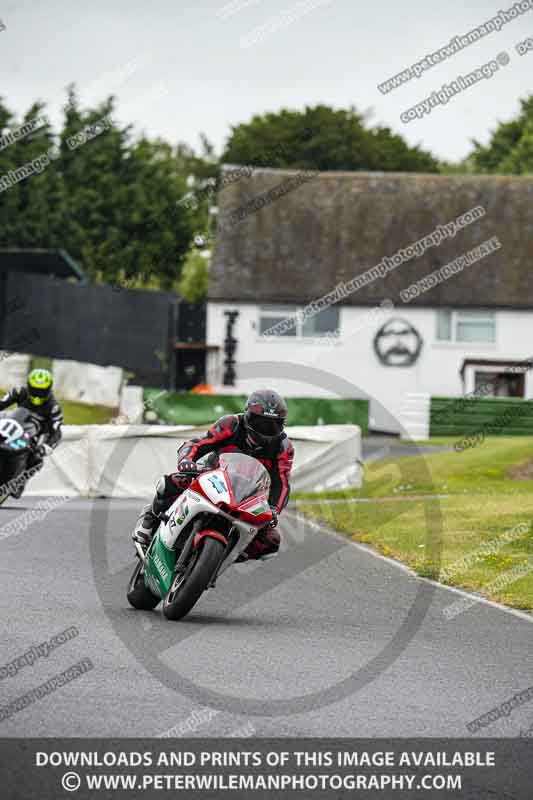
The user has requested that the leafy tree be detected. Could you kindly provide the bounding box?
[178,248,209,302]
[370,125,439,172]
[175,135,225,240]
[0,100,59,247]
[439,158,473,174]
[175,134,218,184]
[0,89,200,288]
[57,89,195,287]
[222,105,439,172]
[469,96,533,174]
[58,89,133,280]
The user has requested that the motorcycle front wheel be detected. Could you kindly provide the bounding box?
[163,537,224,621]
[127,559,161,610]
[0,453,23,502]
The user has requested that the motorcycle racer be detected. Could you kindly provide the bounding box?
[0,368,63,496]
[133,389,293,560]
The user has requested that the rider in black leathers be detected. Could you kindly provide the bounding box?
[0,369,63,496]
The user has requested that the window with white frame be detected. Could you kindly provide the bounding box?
[436,310,496,344]
[258,305,340,338]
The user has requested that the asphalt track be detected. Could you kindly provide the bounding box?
[0,493,532,739]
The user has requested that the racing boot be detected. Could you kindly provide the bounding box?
[237,526,281,562]
[132,503,160,549]
[132,475,179,549]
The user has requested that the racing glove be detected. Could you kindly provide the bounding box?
[177,458,199,475]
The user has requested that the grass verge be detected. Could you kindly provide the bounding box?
[61,400,114,425]
[0,387,114,425]
[296,437,533,610]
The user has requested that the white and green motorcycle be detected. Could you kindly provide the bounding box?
[127,452,273,621]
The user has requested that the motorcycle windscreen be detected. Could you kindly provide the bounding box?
[219,452,271,503]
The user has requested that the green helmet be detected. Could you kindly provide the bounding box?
[27,368,53,407]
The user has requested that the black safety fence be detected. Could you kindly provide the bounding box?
[0,270,206,389]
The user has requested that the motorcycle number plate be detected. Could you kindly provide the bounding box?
[199,471,230,505]
[0,419,24,444]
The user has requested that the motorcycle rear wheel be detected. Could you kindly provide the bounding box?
[127,559,161,610]
[163,537,224,621]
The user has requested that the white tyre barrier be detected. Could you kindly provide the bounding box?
[25,424,362,498]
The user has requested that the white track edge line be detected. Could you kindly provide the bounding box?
[286,510,533,625]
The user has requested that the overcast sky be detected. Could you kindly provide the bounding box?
[2,0,532,162]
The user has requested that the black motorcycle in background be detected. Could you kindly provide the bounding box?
[0,408,43,504]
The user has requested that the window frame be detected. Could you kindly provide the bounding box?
[257,304,340,340]
[436,309,496,345]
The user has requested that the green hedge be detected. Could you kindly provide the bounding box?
[430,396,533,437]
[144,391,369,432]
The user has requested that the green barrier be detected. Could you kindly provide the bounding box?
[430,396,533,437]
[144,391,369,432]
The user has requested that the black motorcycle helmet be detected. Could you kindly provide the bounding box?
[244,389,287,448]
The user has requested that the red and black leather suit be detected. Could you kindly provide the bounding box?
[152,413,294,557]
[177,413,292,509]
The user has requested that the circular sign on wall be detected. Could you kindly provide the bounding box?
[373,317,423,367]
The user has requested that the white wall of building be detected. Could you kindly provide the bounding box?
[208,302,533,433]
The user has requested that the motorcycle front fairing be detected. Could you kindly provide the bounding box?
[0,409,41,490]
[193,453,273,575]
[151,454,273,586]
